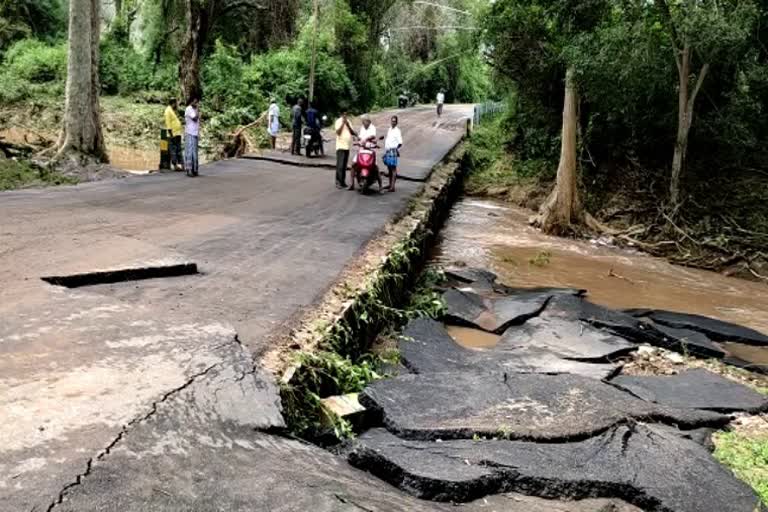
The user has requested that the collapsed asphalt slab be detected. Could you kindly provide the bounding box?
[360,371,728,442]
[627,309,768,346]
[53,362,640,512]
[442,288,552,333]
[348,425,765,512]
[400,318,620,379]
[499,316,636,362]
[611,369,768,414]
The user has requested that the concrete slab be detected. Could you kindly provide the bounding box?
[349,426,765,512]
[360,371,728,442]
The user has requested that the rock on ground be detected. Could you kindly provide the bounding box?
[400,318,619,380]
[360,371,728,441]
[348,425,765,512]
[610,368,768,413]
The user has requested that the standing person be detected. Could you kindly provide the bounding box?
[436,89,445,117]
[267,97,280,150]
[164,98,183,171]
[184,97,200,177]
[351,114,378,191]
[305,102,322,157]
[291,98,304,156]
[334,110,356,189]
[382,115,403,192]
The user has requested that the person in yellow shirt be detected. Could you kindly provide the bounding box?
[164,98,184,171]
[334,110,357,189]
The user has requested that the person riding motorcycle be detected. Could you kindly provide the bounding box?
[350,115,381,191]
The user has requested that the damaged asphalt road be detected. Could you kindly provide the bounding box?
[0,107,478,511]
[343,268,768,512]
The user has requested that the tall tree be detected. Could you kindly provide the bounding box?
[179,0,266,103]
[534,67,580,234]
[654,0,756,210]
[56,0,107,162]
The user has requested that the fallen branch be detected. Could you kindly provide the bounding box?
[221,111,268,159]
[748,267,768,282]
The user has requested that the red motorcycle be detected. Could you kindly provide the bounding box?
[352,140,382,194]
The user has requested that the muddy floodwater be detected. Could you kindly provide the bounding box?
[433,198,768,361]
[0,127,210,172]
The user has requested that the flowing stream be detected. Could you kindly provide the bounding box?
[432,197,768,363]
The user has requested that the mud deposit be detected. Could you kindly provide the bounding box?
[432,198,768,366]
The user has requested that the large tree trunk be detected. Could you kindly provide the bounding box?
[533,67,581,235]
[669,40,709,209]
[56,0,107,162]
[181,0,210,103]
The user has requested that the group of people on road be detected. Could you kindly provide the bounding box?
[334,112,403,193]
[164,97,201,177]
[163,89,445,183]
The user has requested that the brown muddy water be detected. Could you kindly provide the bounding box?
[0,127,209,172]
[433,198,768,362]
[446,325,501,349]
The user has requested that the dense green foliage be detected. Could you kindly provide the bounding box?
[0,0,492,116]
[482,0,768,198]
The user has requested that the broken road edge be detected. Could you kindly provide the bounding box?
[262,141,470,442]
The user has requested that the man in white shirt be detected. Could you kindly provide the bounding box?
[382,115,403,192]
[358,114,377,144]
[267,98,279,150]
[184,97,200,177]
[436,90,445,117]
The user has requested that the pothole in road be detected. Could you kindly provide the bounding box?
[41,262,199,288]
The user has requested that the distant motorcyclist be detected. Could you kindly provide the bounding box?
[398,91,408,109]
[305,102,323,157]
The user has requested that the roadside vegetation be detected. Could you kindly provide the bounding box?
[468,0,768,281]
[0,0,492,187]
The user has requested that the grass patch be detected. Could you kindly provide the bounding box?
[0,159,77,190]
[529,250,552,267]
[714,429,768,504]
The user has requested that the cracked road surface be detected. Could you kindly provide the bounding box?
[0,106,472,511]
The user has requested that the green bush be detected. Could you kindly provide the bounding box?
[4,39,66,83]
[100,37,175,96]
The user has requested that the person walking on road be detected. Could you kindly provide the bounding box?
[267,97,280,150]
[291,98,305,156]
[334,110,356,189]
[436,90,445,117]
[382,115,403,193]
[184,97,201,177]
[164,98,184,171]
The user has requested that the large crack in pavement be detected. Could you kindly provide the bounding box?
[46,362,220,511]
